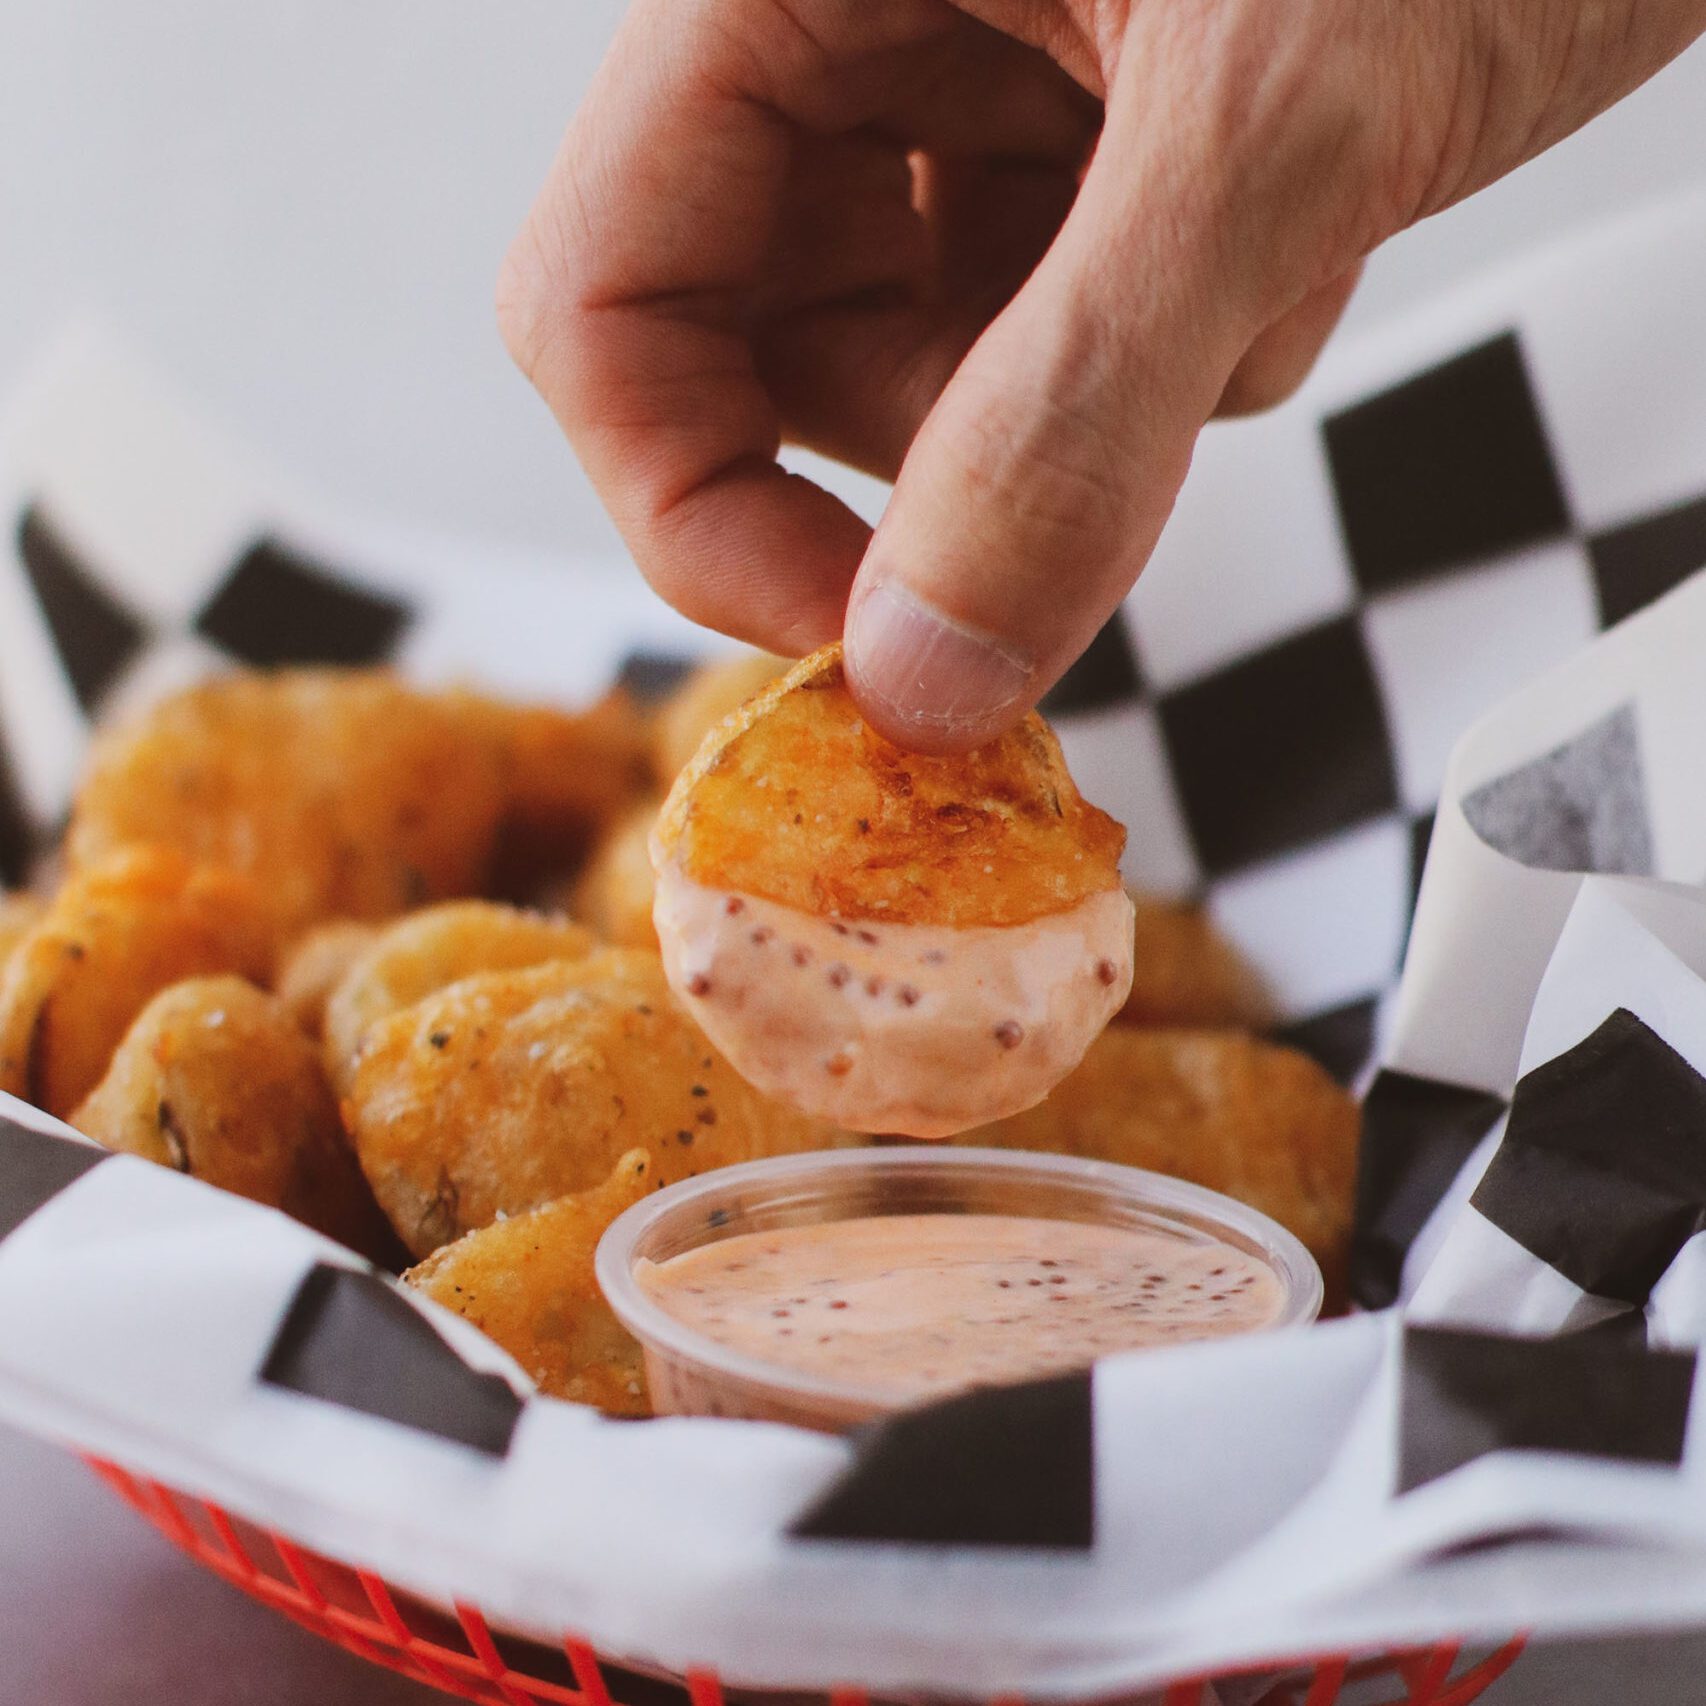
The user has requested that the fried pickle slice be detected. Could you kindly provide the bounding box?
[0,893,45,974]
[346,947,838,1256]
[67,671,511,937]
[322,901,597,1093]
[403,1148,653,1414]
[0,847,277,1118]
[1118,896,1272,1030]
[654,643,1124,927]
[275,921,381,1040]
[70,976,394,1257]
[963,1027,1359,1299]
[571,800,660,950]
[474,687,656,896]
[652,650,788,786]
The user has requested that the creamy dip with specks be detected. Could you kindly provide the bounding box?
[651,865,1134,1138]
[635,1212,1284,1402]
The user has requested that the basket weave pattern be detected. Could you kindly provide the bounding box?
[85,1457,1525,1706]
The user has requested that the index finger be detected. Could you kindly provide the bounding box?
[497,0,879,655]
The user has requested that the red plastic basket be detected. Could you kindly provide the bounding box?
[84,1455,1526,1706]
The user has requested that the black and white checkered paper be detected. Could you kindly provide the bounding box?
[8,196,1706,1697]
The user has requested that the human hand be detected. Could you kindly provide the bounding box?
[500,0,1705,750]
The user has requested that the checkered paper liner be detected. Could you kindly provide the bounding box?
[6,192,1706,1698]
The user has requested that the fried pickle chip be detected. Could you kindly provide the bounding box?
[571,800,660,949]
[0,893,45,974]
[275,921,381,1040]
[322,901,597,1093]
[650,643,1133,1136]
[346,947,838,1256]
[0,847,277,1118]
[403,1148,653,1415]
[70,976,395,1257]
[1118,896,1272,1030]
[963,1027,1359,1300]
[468,687,654,897]
[652,650,788,786]
[67,671,511,937]
[655,644,1124,927]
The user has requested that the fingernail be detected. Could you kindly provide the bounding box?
[845,582,1034,748]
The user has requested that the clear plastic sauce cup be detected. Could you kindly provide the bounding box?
[596,1146,1322,1433]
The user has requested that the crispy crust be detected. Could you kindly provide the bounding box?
[274,921,381,1040]
[404,1149,653,1415]
[1118,897,1273,1030]
[571,800,660,950]
[655,644,1125,927]
[70,976,395,1258]
[67,671,511,937]
[473,687,656,896]
[0,892,46,977]
[344,948,839,1257]
[321,901,597,1094]
[652,651,788,786]
[0,847,278,1118]
[963,1027,1359,1302]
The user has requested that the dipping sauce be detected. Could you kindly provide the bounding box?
[634,1212,1284,1404]
[651,865,1134,1139]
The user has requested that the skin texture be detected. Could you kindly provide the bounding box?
[0,847,278,1119]
[501,0,1706,749]
[70,976,396,1261]
[344,947,840,1257]
[962,1026,1361,1304]
[654,643,1125,926]
[403,1149,654,1416]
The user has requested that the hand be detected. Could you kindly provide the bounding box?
[500,0,1705,750]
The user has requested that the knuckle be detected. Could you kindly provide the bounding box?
[956,385,1130,544]
[494,216,565,384]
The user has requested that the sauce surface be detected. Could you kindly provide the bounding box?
[651,867,1134,1139]
[636,1212,1284,1401]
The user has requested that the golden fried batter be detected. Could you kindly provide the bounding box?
[322,901,597,1093]
[963,1027,1359,1299]
[1119,897,1272,1030]
[404,1149,653,1415]
[474,687,655,896]
[67,671,511,937]
[0,847,277,1118]
[652,650,787,786]
[571,800,660,949]
[70,976,394,1257]
[0,892,45,976]
[346,948,838,1256]
[274,921,380,1040]
[655,644,1124,927]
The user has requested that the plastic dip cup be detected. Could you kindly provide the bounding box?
[596,1146,1322,1432]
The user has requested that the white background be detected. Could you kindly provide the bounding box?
[5,1,1706,562]
[6,7,1706,1703]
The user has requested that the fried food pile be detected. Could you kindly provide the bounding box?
[0,657,1359,1415]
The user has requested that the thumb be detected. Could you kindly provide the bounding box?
[844,50,1303,752]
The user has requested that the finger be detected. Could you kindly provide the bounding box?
[756,152,1079,479]
[498,1,1096,656]
[497,0,911,655]
[843,1,1378,751]
[1215,263,1361,417]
